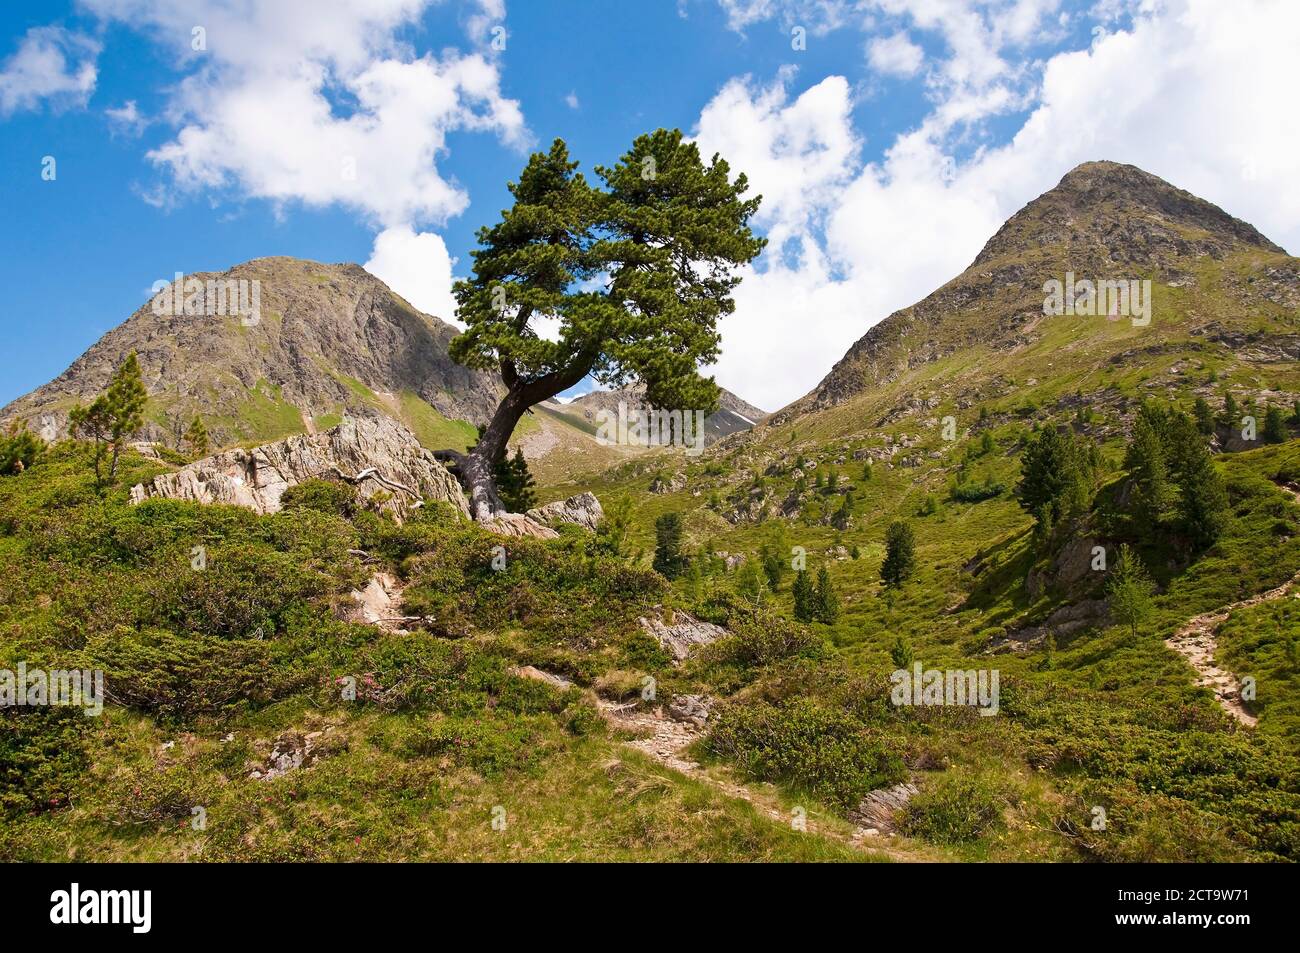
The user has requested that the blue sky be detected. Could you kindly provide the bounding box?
[2,1,1297,411]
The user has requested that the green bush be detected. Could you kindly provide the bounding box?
[706,698,905,812]
[900,772,1008,844]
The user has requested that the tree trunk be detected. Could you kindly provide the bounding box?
[457,387,530,521]
[439,351,594,522]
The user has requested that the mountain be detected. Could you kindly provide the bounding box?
[561,384,768,443]
[546,160,1300,861]
[777,161,1298,423]
[1,255,772,469]
[0,257,502,450]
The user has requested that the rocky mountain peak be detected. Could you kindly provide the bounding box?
[972,160,1283,269]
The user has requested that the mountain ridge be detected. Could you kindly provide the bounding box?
[774,160,1298,423]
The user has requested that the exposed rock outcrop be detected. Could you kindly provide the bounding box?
[526,491,604,532]
[638,609,728,662]
[129,415,469,519]
[852,782,919,835]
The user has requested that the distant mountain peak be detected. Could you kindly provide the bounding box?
[776,161,1297,421]
[972,160,1283,269]
[0,256,501,447]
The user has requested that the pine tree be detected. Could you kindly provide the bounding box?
[652,512,686,579]
[1219,392,1239,426]
[447,133,764,519]
[762,552,785,591]
[1193,397,1215,436]
[889,635,913,670]
[1175,446,1229,550]
[880,520,916,589]
[832,493,853,529]
[1263,405,1288,444]
[792,568,816,622]
[813,565,839,623]
[68,351,147,485]
[1107,544,1155,639]
[1124,410,1172,532]
[494,447,537,511]
[183,416,209,458]
[0,422,45,475]
[1016,425,1089,534]
[861,461,873,481]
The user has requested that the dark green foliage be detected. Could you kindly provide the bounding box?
[901,773,1007,844]
[791,567,816,622]
[447,132,765,504]
[1263,406,1288,444]
[1220,391,1239,426]
[0,422,44,475]
[1193,397,1215,435]
[1123,403,1172,532]
[706,698,905,812]
[949,476,1005,502]
[814,565,839,623]
[280,478,359,518]
[889,635,913,670]
[67,351,147,484]
[1106,544,1155,639]
[183,416,209,458]
[652,511,686,579]
[880,520,916,589]
[1016,425,1092,534]
[494,447,537,511]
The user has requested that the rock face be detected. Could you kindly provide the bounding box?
[481,512,560,539]
[638,609,728,662]
[852,782,919,835]
[526,492,604,532]
[130,415,470,519]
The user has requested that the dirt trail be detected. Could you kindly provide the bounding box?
[595,697,931,862]
[1164,483,1300,728]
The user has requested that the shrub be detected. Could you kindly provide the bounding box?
[706,698,905,812]
[900,772,1008,844]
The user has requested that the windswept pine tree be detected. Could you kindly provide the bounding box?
[445,132,765,519]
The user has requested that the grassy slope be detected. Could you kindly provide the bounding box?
[531,247,1300,861]
[0,447,871,862]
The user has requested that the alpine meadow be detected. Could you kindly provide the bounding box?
[0,0,1297,931]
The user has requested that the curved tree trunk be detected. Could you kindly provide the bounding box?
[444,387,529,521]
[440,351,595,522]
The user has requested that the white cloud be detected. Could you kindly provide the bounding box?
[564,90,580,109]
[363,225,460,324]
[83,0,528,228]
[867,30,923,76]
[105,99,148,136]
[694,71,859,253]
[0,26,99,115]
[700,0,1300,411]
